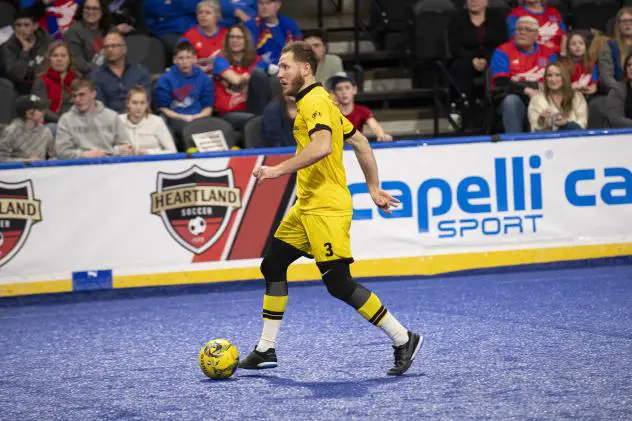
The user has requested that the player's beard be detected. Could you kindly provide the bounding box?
[287,74,305,97]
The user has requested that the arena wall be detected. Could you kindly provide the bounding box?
[1,130,630,297]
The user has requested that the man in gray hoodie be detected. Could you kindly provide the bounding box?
[56,78,133,159]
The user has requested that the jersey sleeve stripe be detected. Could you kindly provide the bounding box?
[308,124,332,136]
[343,127,357,140]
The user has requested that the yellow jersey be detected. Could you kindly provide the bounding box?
[293,83,356,215]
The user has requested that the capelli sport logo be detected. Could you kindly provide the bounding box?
[151,166,242,254]
[0,180,42,267]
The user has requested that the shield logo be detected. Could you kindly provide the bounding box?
[0,180,42,267]
[151,166,242,254]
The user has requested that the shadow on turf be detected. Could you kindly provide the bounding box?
[231,373,426,399]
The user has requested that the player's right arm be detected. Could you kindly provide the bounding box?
[345,129,399,214]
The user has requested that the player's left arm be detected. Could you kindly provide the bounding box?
[345,129,399,214]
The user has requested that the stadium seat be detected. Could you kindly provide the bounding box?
[126,34,167,75]
[182,117,236,150]
[570,0,621,33]
[0,2,16,31]
[0,78,17,125]
[243,115,262,149]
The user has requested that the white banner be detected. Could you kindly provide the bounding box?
[0,134,630,294]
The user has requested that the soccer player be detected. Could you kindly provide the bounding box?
[239,42,423,376]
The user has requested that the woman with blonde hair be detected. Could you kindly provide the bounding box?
[32,40,79,123]
[118,86,177,154]
[528,63,587,131]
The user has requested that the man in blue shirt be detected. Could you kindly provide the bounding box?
[246,0,302,68]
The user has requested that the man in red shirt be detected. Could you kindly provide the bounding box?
[181,0,228,74]
[327,73,392,141]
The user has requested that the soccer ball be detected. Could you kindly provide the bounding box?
[188,216,207,236]
[199,339,239,380]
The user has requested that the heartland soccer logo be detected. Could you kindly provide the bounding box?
[0,180,42,267]
[151,166,242,254]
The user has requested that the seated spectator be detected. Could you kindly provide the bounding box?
[0,94,55,161]
[20,0,79,39]
[448,0,507,112]
[119,85,177,154]
[90,30,150,113]
[63,0,112,74]
[258,94,296,148]
[507,0,567,55]
[528,63,587,131]
[154,41,214,150]
[303,29,343,85]
[491,16,556,133]
[32,40,78,123]
[143,0,198,57]
[56,77,132,158]
[1,8,52,94]
[181,0,228,75]
[213,24,270,132]
[220,0,257,27]
[107,0,143,34]
[327,72,392,141]
[246,0,302,68]
[607,54,632,128]
[560,31,598,97]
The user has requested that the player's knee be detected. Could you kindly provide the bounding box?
[318,260,356,303]
[260,256,288,283]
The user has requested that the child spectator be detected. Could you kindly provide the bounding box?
[0,94,55,161]
[327,72,393,141]
[154,41,214,150]
[246,0,301,68]
[91,30,151,113]
[1,8,52,94]
[219,0,257,27]
[303,29,343,85]
[56,77,132,158]
[528,63,587,131]
[63,0,112,74]
[32,40,78,123]
[507,0,567,55]
[560,31,598,96]
[20,0,79,39]
[119,85,177,154]
[181,0,228,75]
[213,24,270,131]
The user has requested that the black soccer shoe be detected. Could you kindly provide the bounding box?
[387,331,423,376]
[238,347,278,369]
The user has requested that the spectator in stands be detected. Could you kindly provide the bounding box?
[491,16,556,133]
[119,85,177,154]
[327,72,392,141]
[528,63,587,131]
[143,0,198,58]
[32,40,77,123]
[220,0,257,27]
[56,77,132,158]
[258,94,295,148]
[213,24,270,133]
[303,29,343,85]
[507,0,566,55]
[63,0,112,75]
[600,8,632,92]
[246,0,302,68]
[20,0,79,39]
[0,94,55,161]
[607,54,632,128]
[90,30,150,113]
[181,0,228,75]
[448,0,507,108]
[107,0,143,34]
[1,8,51,94]
[560,31,598,96]
[154,41,214,151]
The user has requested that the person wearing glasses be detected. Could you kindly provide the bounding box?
[90,30,150,113]
[490,16,556,133]
[507,0,567,55]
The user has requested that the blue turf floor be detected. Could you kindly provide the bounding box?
[1,265,632,420]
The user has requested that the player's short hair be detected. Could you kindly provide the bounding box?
[174,41,197,57]
[282,41,318,75]
[71,78,96,93]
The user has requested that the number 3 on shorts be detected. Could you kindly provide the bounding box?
[324,242,334,257]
